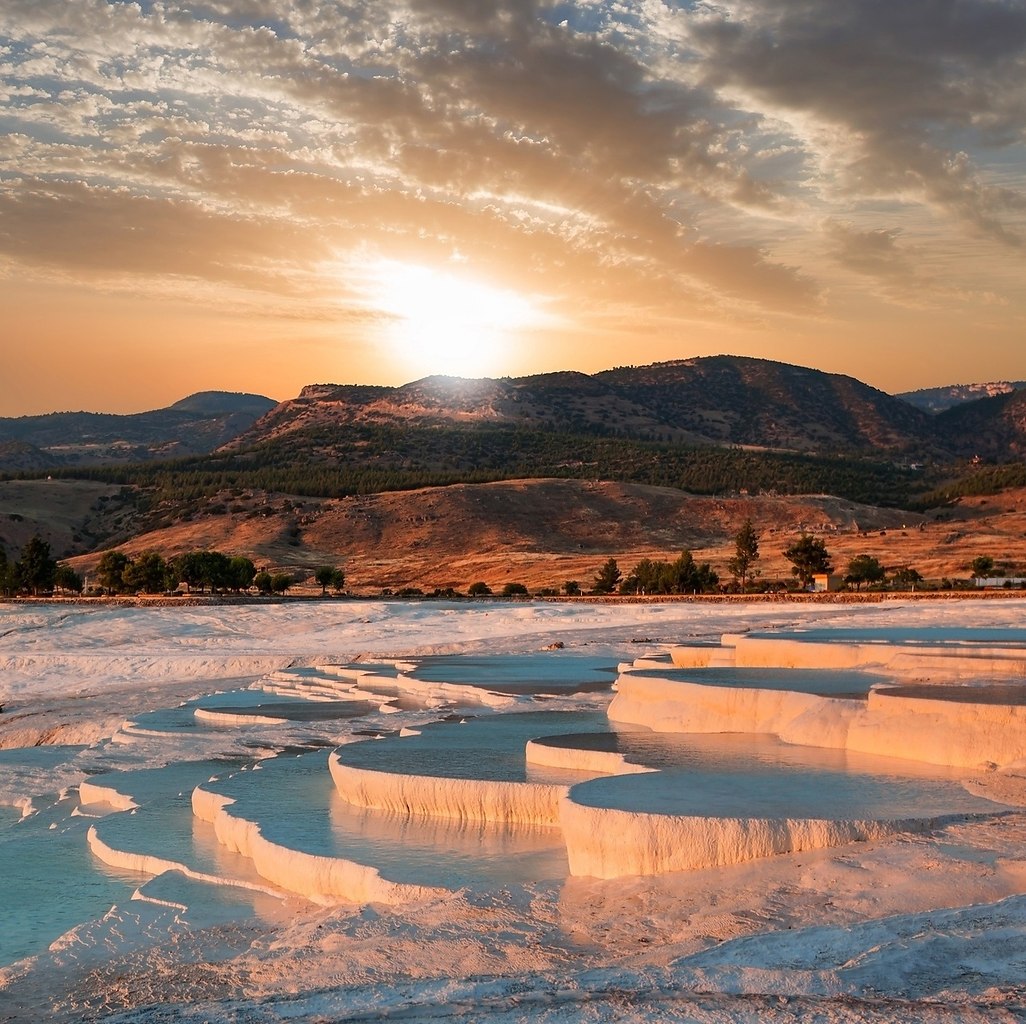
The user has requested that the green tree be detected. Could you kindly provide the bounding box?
[315,565,337,596]
[593,557,621,595]
[330,568,346,593]
[54,564,84,594]
[228,556,256,592]
[845,553,886,591]
[562,580,581,596]
[270,572,293,594]
[123,550,170,594]
[0,548,17,596]
[891,566,923,591]
[95,550,132,595]
[663,550,719,594]
[16,536,58,596]
[502,582,529,597]
[783,533,832,589]
[468,581,492,596]
[727,518,760,592]
[971,555,995,579]
[620,557,660,595]
[254,571,273,594]
[198,550,232,592]
[621,552,718,595]
[171,551,207,593]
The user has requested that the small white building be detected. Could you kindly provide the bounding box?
[812,573,844,592]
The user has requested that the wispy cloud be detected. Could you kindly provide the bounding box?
[0,0,1023,409]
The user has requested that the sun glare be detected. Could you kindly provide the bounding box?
[369,261,552,379]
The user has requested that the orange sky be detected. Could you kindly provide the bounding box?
[1,1,1024,415]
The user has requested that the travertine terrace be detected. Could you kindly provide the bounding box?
[116,628,1026,898]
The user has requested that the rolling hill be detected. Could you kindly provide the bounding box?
[5,356,1026,584]
[227,357,941,457]
[0,391,277,470]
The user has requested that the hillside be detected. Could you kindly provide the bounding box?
[228,356,940,457]
[6,356,1026,589]
[0,391,277,470]
[593,358,937,452]
[56,477,1026,593]
[935,389,1026,459]
[0,480,142,560]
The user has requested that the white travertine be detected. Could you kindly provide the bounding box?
[524,738,656,777]
[558,796,957,879]
[328,753,566,825]
[609,670,1026,769]
[191,785,447,905]
[721,634,1026,677]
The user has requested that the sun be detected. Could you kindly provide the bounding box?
[369,261,552,379]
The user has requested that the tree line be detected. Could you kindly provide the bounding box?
[583,522,936,597]
[0,536,66,596]
[10,424,933,513]
[0,536,345,598]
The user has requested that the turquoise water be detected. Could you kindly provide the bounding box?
[128,689,346,734]
[629,667,883,696]
[0,795,141,966]
[565,732,1010,819]
[204,751,571,889]
[335,710,609,782]
[746,627,1026,646]
[4,641,1019,972]
[406,654,616,694]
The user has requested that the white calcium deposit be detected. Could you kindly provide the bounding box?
[611,662,1026,769]
[328,753,568,825]
[190,784,447,906]
[558,798,947,878]
[4,599,1026,1023]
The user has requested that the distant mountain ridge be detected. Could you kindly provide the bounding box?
[898,380,1026,413]
[227,356,943,458]
[5,359,1026,479]
[7,358,1026,570]
[933,388,1026,458]
[0,391,277,470]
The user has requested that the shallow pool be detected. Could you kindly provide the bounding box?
[628,666,883,697]
[565,731,1009,819]
[335,710,609,783]
[404,654,616,695]
[206,750,571,889]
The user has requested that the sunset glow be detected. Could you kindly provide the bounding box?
[369,262,555,380]
[0,1,1024,412]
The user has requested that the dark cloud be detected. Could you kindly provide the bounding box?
[689,0,1026,243]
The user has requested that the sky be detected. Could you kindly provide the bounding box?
[1,0,1024,415]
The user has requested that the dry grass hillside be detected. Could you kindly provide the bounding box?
[0,480,140,560]
[45,478,1026,594]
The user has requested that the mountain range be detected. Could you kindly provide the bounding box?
[222,357,1025,463]
[4,356,1026,582]
[0,392,277,471]
[3,360,1026,479]
[4,359,1026,483]
[898,380,1026,413]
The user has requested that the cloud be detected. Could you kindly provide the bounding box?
[824,221,917,282]
[0,0,1021,354]
[688,0,1026,244]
